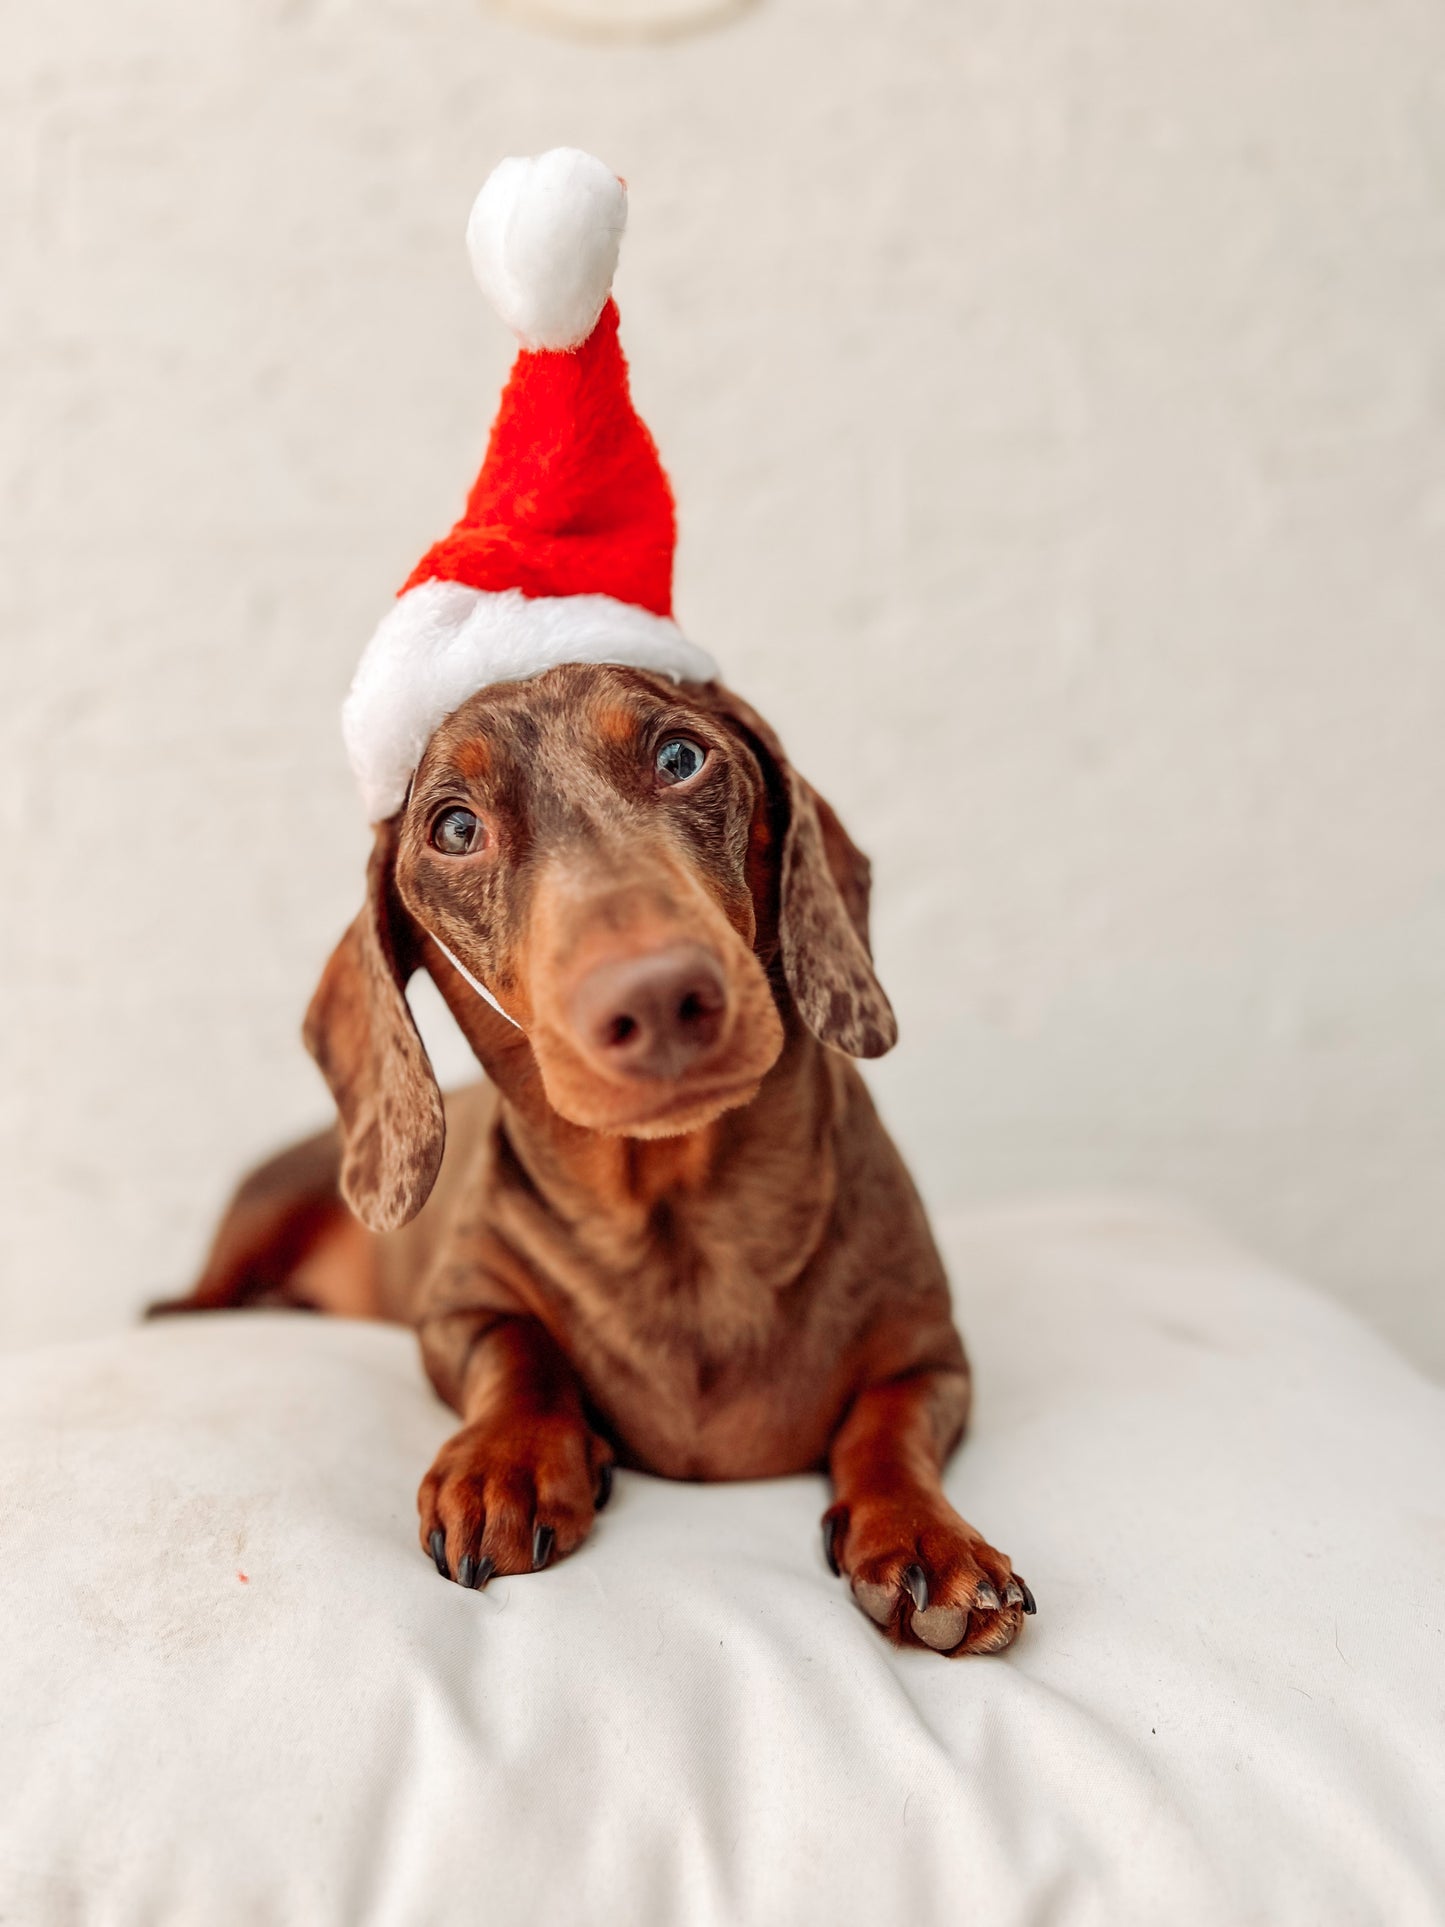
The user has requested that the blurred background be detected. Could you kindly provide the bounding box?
[2,0,1442,1372]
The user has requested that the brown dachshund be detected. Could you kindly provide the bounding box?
[159,664,1034,1656]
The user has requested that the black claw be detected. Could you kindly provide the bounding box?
[1020,1579,1037,1616]
[822,1514,842,1577]
[903,1563,929,1612]
[458,1554,478,1589]
[474,1555,496,1589]
[532,1523,555,1571]
[595,1462,613,1510]
[429,1529,449,1579]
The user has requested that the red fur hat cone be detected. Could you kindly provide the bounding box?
[344,148,717,822]
[406,300,677,621]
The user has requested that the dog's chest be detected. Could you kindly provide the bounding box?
[560,1228,846,1479]
[491,1118,848,1477]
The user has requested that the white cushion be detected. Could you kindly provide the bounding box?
[1,1199,1442,1924]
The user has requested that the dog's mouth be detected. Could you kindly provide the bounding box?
[569,1066,770,1138]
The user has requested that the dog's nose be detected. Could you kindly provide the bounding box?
[569,944,729,1081]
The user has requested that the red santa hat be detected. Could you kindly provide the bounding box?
[343,148,719,821]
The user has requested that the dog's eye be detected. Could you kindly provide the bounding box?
[656,737,706,785]
[431,807,484,855]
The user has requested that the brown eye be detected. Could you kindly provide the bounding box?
[656,737,706,785]
[431,806,483,855]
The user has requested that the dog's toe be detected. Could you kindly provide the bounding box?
[851,1578,896,1625]
[911,1603,968,1652]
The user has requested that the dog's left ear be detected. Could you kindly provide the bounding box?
[302,819,446,1233]
[713,686,898,1059]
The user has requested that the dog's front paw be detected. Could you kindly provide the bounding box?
[418,1415,614,1587]
[823,1495,1034,1656]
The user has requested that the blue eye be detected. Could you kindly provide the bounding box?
[656,737,706,785]
[431,806,483,854]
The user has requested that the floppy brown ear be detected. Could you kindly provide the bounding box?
[302,821,446,1232]
[777,764,898,1058]
[714,686,898,1059]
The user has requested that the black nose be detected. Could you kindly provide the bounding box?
[568,944,729,1081]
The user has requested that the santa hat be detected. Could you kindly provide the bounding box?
[343,147,719,822]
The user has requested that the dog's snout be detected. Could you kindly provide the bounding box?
[569,943,729,1081]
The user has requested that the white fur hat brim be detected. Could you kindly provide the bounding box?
[343,579,720,822]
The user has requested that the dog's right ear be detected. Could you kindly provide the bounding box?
[709,684,898,1060]
[302,820,445,1233]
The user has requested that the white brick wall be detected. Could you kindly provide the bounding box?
[4,0,1443,1369]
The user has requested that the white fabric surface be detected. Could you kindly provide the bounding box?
[1,1198,1442,1926]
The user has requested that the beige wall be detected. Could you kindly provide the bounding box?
[4,0,1443,1370]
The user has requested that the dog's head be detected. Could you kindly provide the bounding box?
[304,666,896,1231]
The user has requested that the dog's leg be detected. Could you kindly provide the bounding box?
[823,1365,1034,1656]
[417,1312,615,1587]
[147,1128,378,1319]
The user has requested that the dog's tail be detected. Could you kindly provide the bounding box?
[146,1126,382,1321]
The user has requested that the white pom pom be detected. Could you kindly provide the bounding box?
[466,148,627,353]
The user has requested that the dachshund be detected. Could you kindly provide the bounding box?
[156,664,1034,1656]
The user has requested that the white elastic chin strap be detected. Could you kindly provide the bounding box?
[399,775,523,1030]
[428,932,523,1031]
